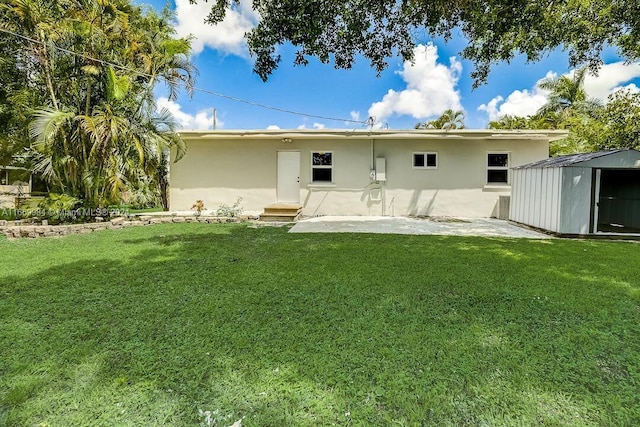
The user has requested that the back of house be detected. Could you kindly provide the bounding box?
[170,129,567,219]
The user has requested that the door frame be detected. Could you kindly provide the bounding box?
[591,168,602,233]
[276,151,300,203]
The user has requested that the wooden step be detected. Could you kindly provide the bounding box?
[260,204,302,222]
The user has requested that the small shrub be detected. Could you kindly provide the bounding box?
[216,197,243,217]
[191,199,205,216]
[37,193,81,224]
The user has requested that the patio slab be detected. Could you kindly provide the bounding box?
[289,216,551,239]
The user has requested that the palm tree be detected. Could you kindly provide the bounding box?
[537,67,602,124]
[416,109,465,130]
[439,109,465,130]
[14,0,193,207]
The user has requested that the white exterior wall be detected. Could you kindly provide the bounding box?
[373,137,548,217]
[0,185,30,209]
[509,167,562,233]
[170,132,551,218]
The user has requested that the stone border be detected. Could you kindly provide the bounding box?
[0,215,250,239]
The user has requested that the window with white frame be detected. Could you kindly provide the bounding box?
[413,152,438,169]
[487,153,509,184]
[311,151,333,182]
[0,168,29,186]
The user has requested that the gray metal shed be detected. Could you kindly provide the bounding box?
[509,149,640,236]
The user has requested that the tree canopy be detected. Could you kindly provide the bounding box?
[197,0,640,84]
[416,109,465,130]
[488,70,640,156]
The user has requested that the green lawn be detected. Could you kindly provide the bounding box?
[1,224,639,426]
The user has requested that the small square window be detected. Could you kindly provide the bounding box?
[7,169,29,186]
[488,153,509,167]
[487,153,509,184]
[311,151,333,182]
[413,152,437,169]
[312,152,332,166]
[488,169,508,183]
[312,168,332,182]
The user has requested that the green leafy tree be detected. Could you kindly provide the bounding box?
[1,0,194,208]
[489,115,538,130]
[536,67,602,126]
[487,67,620,156]
[416,109,465,130]
[596,89,640,150]
[196,0,640,84]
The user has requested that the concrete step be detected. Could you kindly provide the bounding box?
[260,204,302,222]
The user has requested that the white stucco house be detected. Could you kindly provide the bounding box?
[170,129,568,219]
[0,166,31,209]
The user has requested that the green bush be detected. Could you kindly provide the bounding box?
[37,193,81,223]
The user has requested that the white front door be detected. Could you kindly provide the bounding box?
[277,151,300,203]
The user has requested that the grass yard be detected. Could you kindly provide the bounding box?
[1,223,639,426]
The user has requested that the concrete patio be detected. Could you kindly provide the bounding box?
[289,216,551,239]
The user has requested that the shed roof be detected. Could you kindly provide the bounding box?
[513,149,640,169]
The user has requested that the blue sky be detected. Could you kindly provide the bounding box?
[136,0,640,131]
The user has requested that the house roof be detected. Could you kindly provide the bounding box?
[178,129,569,142]
[512,149,640,169]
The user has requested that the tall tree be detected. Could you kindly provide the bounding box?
[486,83,640,156]
[596,89,640,150]
[416,109,465,130]
[1,0,194,208]
[537,67,602,124]
[195,0,640,84]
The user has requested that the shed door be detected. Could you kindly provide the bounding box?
[277,151,300,203]
[596,169,640,233]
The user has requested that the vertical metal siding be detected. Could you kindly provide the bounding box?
[510,166,563,233]
[560,167,592,234]
[540,168,549,230]
[509,170,518,221]
[550,167,561,232]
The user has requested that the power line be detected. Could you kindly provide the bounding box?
[0,27,367,125]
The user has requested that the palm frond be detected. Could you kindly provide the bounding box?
[29,107,75,143]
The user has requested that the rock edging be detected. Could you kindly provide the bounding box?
[0,215,248,239]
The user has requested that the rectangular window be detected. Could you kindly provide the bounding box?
[487,153,509,184]
[413,152,437,169]
[7,169,29,186]
[311,151,332,182]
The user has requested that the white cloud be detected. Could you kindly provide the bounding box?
[266,125,280,130]
[296,122,325,129]
[479,62,640,121]
[478,73,553,121]
[173,0,259,56]
[612,83,640,94]
[368,44,463,125]
[580,62,640,100]
[350,111,361,121]
[157,97,217,130]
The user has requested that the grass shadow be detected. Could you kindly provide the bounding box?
[1,223,639,425]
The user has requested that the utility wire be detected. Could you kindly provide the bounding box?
[0,27,368,125]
